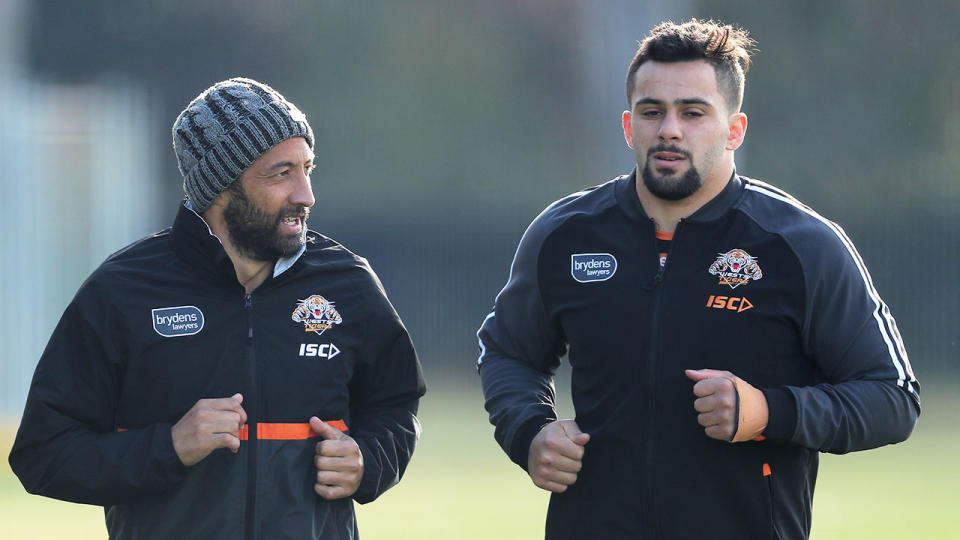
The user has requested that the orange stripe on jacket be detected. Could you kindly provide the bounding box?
[119,420,348,440]
[238,421,348,441]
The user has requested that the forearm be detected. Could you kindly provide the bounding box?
[349,401,421,504]
[762,379,919,453]
[9,421,186,505]
[480,353,558,470]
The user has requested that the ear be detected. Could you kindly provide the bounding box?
[725,112,747,151]
[622,110,634,149]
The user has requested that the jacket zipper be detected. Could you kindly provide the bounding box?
[243,293,258,540]
[645,275,662,539]
[765,463,783,540]
[645,220,681,539]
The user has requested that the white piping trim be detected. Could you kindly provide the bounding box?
[477,311,496,366]
[184,199,219,241]
[744,183,916,393]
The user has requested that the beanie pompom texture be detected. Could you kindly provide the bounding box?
[172,77,314,212]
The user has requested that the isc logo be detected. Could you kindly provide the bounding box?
[298,343,341,359]
[706,295,754,313]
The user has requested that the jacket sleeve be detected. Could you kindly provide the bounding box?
[349,267,426,504]
[477,210,567,470]
[761,220,920,453]
[8,291,187,505]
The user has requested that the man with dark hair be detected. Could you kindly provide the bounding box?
[9,77,426,539]
[626,19,752,114]
[478,19,918,539]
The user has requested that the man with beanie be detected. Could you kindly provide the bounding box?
[9,78,426,539]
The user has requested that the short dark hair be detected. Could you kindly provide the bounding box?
[626,19,755,112]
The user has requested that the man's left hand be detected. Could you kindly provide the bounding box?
[309,416,364,499]
[685,369,768,442]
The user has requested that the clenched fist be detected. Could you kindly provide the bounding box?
[685,369,768,442]
[527,419,590,493]
[310,416,364,500]
[171,393,247,467]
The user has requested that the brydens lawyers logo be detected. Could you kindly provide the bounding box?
[152,306,204,337]
[709,249,763,289]
[571,253,618,282]
[291,295,342,336]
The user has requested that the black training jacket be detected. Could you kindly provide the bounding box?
[10,202,426,540]
[478,171,919,539]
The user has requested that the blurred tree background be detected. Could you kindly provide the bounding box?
[2,1,957,538]
[3,0,957,437]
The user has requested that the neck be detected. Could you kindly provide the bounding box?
[635,165,733,233]
[225,248,274,294]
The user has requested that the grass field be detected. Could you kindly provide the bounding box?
[2,382,956,539]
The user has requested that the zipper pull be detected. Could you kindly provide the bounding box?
[244,294,253,339]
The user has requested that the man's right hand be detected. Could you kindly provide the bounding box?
[527,419,590,493]
[171,393,247,467]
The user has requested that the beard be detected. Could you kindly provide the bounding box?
[222,181,309,261]
[641,145,702,201]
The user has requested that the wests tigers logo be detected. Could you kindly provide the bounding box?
[291,295,343,336]
[708,249,763,289]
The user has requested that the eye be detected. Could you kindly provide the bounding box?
[640,109,663,118]
[684,110,705,118]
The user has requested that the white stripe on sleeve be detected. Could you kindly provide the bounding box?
[745,183,916,393]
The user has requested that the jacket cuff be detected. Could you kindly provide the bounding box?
[509,417,551,471]
[351,437,383,504]
[760,387,797,442]
[159,423,189,479]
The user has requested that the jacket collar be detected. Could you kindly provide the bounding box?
[169,201,306,288]
[614,168,744,224]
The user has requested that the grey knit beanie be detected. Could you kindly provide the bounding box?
[172,77,314,212]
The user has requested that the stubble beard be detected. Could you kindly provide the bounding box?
[223,182,309,261]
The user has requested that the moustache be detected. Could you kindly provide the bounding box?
[646,145,692,159]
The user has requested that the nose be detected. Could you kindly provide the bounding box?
[291,170,315,208]
[658,110,682,142]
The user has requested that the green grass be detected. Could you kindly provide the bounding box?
[2,383,955,539]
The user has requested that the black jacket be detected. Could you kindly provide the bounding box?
[478,171,919,539]
[9,203,426,539]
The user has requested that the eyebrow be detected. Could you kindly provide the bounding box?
[633,97,714,108]
[261,158,315,173]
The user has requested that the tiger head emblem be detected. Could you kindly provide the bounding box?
[291,295,343,335]
[708,249,762,289]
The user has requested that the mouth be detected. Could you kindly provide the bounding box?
[651,151,687,169]
[280,215,305,234]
